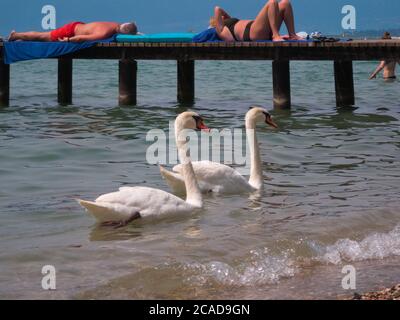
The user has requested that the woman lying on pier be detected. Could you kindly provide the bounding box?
[211,0,302,42]
[8,21,137,42]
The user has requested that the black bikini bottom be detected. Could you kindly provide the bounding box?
[384,76,397,79]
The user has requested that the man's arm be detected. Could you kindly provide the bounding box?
[369,61,386,80]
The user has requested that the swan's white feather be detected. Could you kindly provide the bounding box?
[79,186,195,223]
[169,160,255,194]
[159,165,187,194]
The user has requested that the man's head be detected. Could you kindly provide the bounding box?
[382,32,392,40]
[118,22,138,35]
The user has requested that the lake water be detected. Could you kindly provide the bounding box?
[0,59,399,299]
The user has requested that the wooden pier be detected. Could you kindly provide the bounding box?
[1,40,399,108]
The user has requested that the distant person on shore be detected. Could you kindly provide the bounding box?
[210,0,302,42]
[8,21,137,42]
[369,32,399,80]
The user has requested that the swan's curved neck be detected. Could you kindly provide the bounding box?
[246,117,263,190]
[175,122,203,208]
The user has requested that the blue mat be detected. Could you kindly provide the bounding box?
[3,36,115,64]
[116,33,195,43]
[116,29,220,43]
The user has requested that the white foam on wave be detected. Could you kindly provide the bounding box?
[185,249,297,286]
[318,224,400,265]
[181,225,400,287]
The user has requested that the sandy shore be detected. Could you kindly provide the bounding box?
[350,284,400,300]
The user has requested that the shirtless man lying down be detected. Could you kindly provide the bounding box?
[8,21,137,42]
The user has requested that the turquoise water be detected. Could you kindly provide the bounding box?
[0,59,399,299]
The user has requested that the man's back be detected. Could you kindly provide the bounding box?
[75,22,119,38]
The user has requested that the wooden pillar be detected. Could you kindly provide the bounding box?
[334,60,355,107]
[272,60,291,109]
[0,59,10,107]
[119,58,137,106]
[58,58,73,105]
[177,60,195,104]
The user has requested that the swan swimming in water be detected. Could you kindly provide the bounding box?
[159,106,278,195]
[77,111,209,227]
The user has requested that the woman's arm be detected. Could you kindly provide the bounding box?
[369,61,386,79]
[214,7,226,35]
[217,7,231,20]
[214,6,230,34]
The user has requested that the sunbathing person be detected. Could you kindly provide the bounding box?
[8,21,137,42]
[369,33,399,80]
[211,0,301,42]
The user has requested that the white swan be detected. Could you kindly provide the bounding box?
[77,111,209,226]
[159,106,277,195]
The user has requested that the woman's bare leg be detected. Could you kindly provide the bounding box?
[278,0,301,40]
[9,31,51,41]
[251,0,285,42]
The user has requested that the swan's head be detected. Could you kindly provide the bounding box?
[175,111,210,131]
[246,106,278,129]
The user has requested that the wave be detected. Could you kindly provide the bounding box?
[185,249,297,286]
[181,225,400,287]
[318,224,400,265]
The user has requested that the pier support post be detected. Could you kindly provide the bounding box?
[177,60,195,104]
[0,59,10,107]
[334,60,355,107]
[58,58,73,105]
[272,60,291,109]
[119,59,137,106]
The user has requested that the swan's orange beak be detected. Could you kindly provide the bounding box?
[197,120,211,132]
[266,116,278,129]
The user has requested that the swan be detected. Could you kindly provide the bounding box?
[159,106,278,195]
[77,111,209,227]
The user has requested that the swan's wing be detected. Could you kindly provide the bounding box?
[173,161,251,193]
[173,161,236,180]
[160,165,221,194]
[98,186,191,218]
[77,199,138,223]
[159,165,186,195]
[79,186,192,223]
